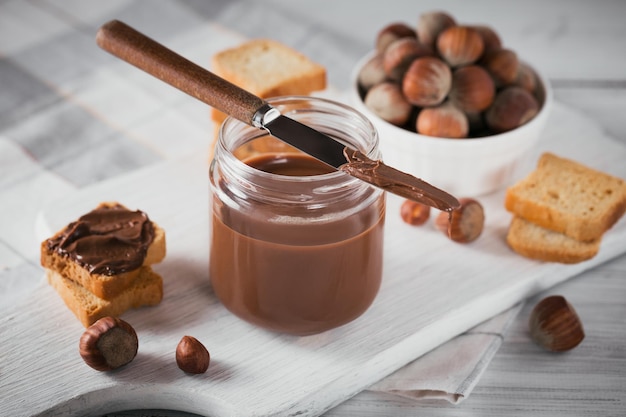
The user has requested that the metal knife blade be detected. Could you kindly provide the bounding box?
[253,104,349,169]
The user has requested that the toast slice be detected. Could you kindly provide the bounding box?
[41,202,166,300]
[209,39,327,162]
[505,153,626,242]
[46,266,163,327]
[506,216,601,264]
[210,38,326,125]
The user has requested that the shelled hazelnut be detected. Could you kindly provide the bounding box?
[416,11,456,51]
[481,48,519,87]
[485,86,539,133]
[402,56,452,107]
[471,25,502,53]
[448,65,495,113]
[529,295,585,352]
[435,198,485,243]
[383,37,432,81]
[515,63,538,94]
[176,335,211,374]
[359,10,544,139]
[437,26,484,67]
[365,82,413,126]
[400,200,431,225]
[376,22,417,53]
[357,53,386,91]
[416,101,468,138]
[79,317,138,371]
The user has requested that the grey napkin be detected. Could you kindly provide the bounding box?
[369,303,524,403]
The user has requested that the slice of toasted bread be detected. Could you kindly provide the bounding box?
[210,39,326,125]
[46,266,163,327]
[505,153,626,242]
[209,39,327,160]
[506,216,601,264]
[41,202,166,300]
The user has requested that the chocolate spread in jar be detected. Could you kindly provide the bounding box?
[209,153,385,336]
[46,204,155,275]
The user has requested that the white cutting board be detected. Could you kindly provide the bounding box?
[2,103,626,417]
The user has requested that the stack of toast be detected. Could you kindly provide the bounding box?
[209,38,327,158]
[41,202,166,326]
[505,153,626,263]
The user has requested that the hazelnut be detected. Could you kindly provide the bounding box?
[471,25,502,53]
[364,82,413,126]
[448,65,495,113]
[383,37,432,81]
[176,335,210,374]
[402,56,452,107]
[376,22,417,53]
[514,62,538,94]
[79,316,138,371]
[400,200,431,226]
[436,26,484,67]
[485,86,539,133]
[529,295,585,352]
[357,54,387,92]
[416,101,468,138]
[481,48,519,87]
[416,11,456,51]
[435,197,484,243]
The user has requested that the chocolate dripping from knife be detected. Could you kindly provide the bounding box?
[340,148,459,212]
[96,20,460,212]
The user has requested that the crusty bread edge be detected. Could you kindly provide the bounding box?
[505,153,626,242]
[46,267,163,327]
[210,39,326,95]
[506,216,601,264]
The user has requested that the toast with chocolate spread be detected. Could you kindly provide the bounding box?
[41,202,165,300]
[41,202,165,326]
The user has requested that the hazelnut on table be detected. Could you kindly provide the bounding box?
[176,335,211,374]
[79,316,138,371]
[529,295,585,352]
[435,198,485,243]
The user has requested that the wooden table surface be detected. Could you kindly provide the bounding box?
[1,1,624,416]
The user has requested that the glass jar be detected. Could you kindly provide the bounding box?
[209,96,386,335]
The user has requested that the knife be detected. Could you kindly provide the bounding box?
[96,20,459,212]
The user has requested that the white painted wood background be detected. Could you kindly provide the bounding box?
[1,0,625,416]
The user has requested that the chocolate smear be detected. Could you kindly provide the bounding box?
[340,148,460,212]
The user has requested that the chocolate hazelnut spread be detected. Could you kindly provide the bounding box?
[340,148,459,212]
[209,153,385,335]
[46,204,155,275]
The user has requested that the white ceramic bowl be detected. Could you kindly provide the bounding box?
[349,52,553,196]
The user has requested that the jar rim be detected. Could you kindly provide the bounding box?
[216,95,379,184]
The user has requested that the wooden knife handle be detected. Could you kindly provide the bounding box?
[96,20,265,125]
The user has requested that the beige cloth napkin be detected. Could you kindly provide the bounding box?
[368,303,524,403]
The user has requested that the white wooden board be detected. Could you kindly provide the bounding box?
[2,103,626,417]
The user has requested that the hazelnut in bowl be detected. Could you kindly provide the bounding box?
[350,14,553,196]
